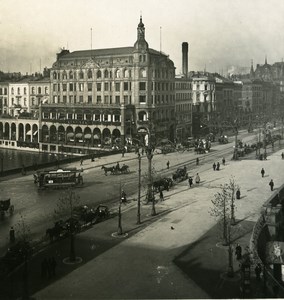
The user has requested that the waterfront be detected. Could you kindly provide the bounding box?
[0,149,67,171]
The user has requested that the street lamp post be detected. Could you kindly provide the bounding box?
[146,147,156,216]
[137,153,141,224]
[233,119,238,160]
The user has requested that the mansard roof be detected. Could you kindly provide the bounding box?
[58,47,163,61]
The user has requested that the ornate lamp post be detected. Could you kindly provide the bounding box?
[137,153,141,224]
[145,120,156,216]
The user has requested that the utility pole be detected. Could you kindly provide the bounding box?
[137,154,141,224]
[117,182,123,235]
[146,118,156,216]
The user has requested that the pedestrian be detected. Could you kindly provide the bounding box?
[216,162,220,171]
[255,263,262,281]
[261,168,265,178]
[159,189,164,201]
[122,148,125,157]
[264,152,267,160]
[166,160,170,169]
[222,157,226,165]
[196,157,199,166]
[91,154,95,162]
[188,176,193,188]
[213,162,216,171]
[236,188,241,199]
[141,148,145,155]
[282,152,284,160]
[195,173,200,184]
[9,226,15,243]
[80,158,83,166]
[50,257,57,276]
[41,258,48,278]
[269,179,274,191]
[235,244,242,260]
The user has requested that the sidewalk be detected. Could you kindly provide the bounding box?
[1,146,283,299]
[30,148,284,299]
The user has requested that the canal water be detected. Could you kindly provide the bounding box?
[0,149,68,171]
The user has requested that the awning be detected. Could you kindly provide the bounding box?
[84,133,92,139]
[67,132,74,138]
[93,134,100,140]
[33,130,38,136]
[75,133,83,139]
[26,130,32,135]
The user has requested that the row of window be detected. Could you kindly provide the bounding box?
[52,81,174,93]
[42,112,121,122]
[52,68,174,81]
[0,88,8,95]
[9,86,49,95]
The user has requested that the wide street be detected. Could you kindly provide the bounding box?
[0,129,278,255]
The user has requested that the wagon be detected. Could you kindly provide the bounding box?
[0,199,14,218]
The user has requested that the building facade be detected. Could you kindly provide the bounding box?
[39,17,176,154]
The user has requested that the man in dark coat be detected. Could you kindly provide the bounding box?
[216,162,220,171]
[269,179,274,191]
[261,168,265,177]
[188,177,193,188]
[235,244,242,260]
[213,162,216,171]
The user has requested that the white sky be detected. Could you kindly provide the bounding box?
[1,0,284,74]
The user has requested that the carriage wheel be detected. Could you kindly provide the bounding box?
[9,205,14,215]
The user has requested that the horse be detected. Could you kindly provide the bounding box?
[119,165,130,174]
[101,165,115,176]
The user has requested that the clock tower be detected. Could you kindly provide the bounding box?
[134,16,148,51]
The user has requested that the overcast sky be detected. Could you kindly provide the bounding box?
[1,0,284,75]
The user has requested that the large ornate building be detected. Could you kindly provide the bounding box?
[39,17,176,154]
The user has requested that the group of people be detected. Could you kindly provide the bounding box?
[260,168,275,191]
[41,257,57,279]
[212,157,225,171]
[188,173,200,188]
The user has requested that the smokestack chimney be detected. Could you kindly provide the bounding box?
[182,42,188,78]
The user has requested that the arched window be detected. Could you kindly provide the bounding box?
[104,69,108,78]
[53,72,57,79]
[69,71,73,79]
[97,70,101,78]
[79,70,84,79]
[140,69,146,78]
[62,71,67,80]
[87,69,92,79]
[115,69,120,78]
[123,69,129,78]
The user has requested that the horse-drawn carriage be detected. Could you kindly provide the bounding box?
[153,177,173,192]
[172,166,188,182]
[0,199,14,218]
[101,164,130,175]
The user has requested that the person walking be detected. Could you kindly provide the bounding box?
[216,162,220,171]
[166,160,170,169]
[235,244,242,260]
[159,189,164,201]
[195,173,200,184]
[196,157,199,166]
[9,226,15,243]
[236,188,241,199]
[80,158,83,166]
[269,179,274,191]
[222,157,226,165]
[188,176,193,188]
[261,168,265,178]
[282,152,284,160]
[213,162,216,171]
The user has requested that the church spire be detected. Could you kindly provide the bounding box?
[134,15,148,51]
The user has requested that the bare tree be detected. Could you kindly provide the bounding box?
[210,178,240,277]
[54,189,81,262]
